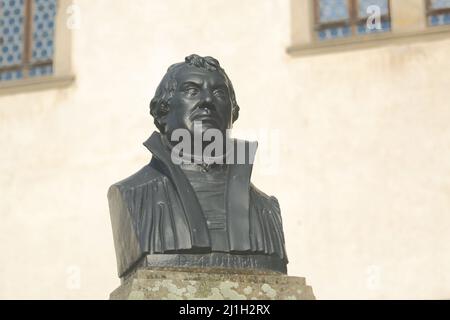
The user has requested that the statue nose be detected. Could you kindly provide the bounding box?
[202,92,213,104]
[199,93,215,111]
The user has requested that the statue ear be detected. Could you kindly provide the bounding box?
[232,104,240,123]
[156,103,170,133]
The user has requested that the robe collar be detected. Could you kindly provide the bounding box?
[143,131,258,252]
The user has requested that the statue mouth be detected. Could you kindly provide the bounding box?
[192,115,220,126]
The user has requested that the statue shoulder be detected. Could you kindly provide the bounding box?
[108,162,165,195]
[249,183,281,214]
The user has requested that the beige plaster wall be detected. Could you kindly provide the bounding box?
[0,0,449,299]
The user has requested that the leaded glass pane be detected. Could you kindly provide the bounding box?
[0,0,56,81]
[0,0,25,68]
[357,19,391,34]
[318,0,349,22]
[318,26,351,40]
[29,63,51,77]
[358,0,389,18]
[31,0,56,63]
[430,0,450,9]
[429,12,450,26]
[0,69,22,80]
[429,0,450,26]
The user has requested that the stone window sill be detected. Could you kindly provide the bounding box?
[287,25,450,57]
[0,75,75,96]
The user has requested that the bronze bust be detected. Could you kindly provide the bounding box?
[108,54,288,279]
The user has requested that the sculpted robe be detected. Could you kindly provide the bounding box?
[108,132,288,278]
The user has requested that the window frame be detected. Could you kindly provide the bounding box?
[0,0,74,95]
[0,0,55,80]
[313,0,392,41]
[288,0,450,57]
[425,0,450,26]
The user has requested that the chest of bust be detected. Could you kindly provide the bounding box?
[181,163,230,251]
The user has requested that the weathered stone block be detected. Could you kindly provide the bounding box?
[110,267,315,300]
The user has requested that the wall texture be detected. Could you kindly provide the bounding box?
[0,0,449,299]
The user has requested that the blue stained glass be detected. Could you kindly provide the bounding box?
[1,0,56,81]
[442,13,449,25]
[429,0,450,26]
[0,68,23,80]
[318,26,351,40]
[29,64,52,77]
[429,13,450,26]
[358,0,389,18]
[430,0,450,9]
[0,0,24,68]
[357,20,391,34]
[31,0,57,63]
[318,0,349,23]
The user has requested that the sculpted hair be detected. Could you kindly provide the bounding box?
[150,54,240,133]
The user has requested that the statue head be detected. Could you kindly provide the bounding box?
[150,54,240,145]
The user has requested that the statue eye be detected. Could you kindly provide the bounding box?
[213,89,227,97]
[184,87,199,96]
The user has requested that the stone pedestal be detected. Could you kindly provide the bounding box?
[110,267,315,300]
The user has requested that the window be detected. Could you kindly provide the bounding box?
[0,0,57,82]
[289,0,450,56]
[427,0,450,26]
[314,0,391,40]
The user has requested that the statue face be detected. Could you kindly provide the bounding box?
[163,66,233,143]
